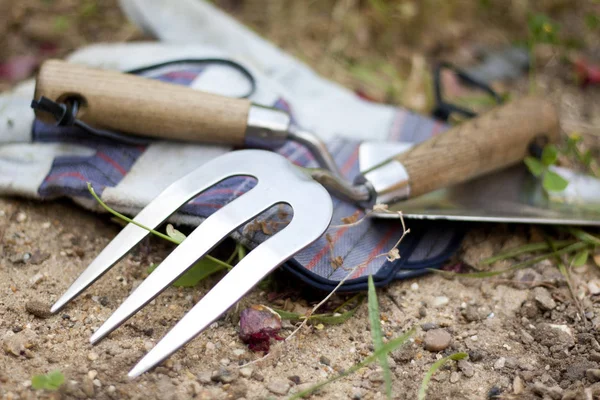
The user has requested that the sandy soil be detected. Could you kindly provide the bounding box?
[1,1,600,399]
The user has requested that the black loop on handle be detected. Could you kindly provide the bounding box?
[432,61,504,122]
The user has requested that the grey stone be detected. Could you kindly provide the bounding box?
[197,371,212,384]
[211,368,237,384]
[25,300,52,318]
[420,322,438,331]
[450,372,460,383]
[586,369,600,383]
[458,360,475,378]
[531,382,563,400]
[533,287,557,311]
[423,329,452,352]
[266,378,290,395]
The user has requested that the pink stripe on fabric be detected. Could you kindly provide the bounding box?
[351,226,398,279]
[45,171,87,182]
[97,152,127,175]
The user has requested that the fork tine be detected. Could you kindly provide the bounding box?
[90,185,274,344]
[128,199,331,377]
[51,151,259,314]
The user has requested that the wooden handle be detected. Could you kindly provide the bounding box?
[396,96,560,198]
[34,59,252,145]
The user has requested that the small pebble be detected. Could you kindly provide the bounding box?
[423,329,452,352]
[25,300,52,319]
[197,371,212,384]
[266,378,290,395]
[29,273,44,286]
[233,349,245,357]
[319,355,331,366]
[16,212,27,222]
[458,360,475,378]
[288,375,301,385]
[88,352,99,361]
[494,357,506,369]
[410,283,419,291]
[421,322,438,331]
[219,358,231,366]
[239,367,253,378]
[513,376,524,394]
[211,368,236,384]
[586,369,600,382]
[41,221,51,229]
[532,287,556,311]
[450,372,460,383]
[88,370,98,380]
[589,280,600,295]
[432,296,449,308]
[205,342,216,351]
[93,379,101,387]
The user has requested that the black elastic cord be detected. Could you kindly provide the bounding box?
[125,58,257,99]
[432,61,503,122]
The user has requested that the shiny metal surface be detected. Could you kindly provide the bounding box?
[288,126,343,178]
[244,105,290,148]
[52,150,332,376]
[358,160,411,207]
[359,141,600,225]
[244,105,343,178]
[377,165,600,225]
[306,168,371,204]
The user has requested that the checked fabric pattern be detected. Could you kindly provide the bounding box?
[32,64,463,292]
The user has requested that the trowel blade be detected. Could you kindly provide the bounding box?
[359,142,600,225]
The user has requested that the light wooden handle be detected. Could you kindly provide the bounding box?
[33,59,252,145]
[396,96,560,198]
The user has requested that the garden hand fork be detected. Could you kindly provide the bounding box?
[53,149,333,377]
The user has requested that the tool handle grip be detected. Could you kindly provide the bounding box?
[34,59,251,145]
[396,96,560,198]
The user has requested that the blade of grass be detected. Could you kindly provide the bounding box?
[287,327,415,400]
[435,241,590,278]
[368,275,392,399]
[567,227,600,246]
[418,353,468,400]
[482,240,575,265]
[87,182,232,270]
[543,234,586,323]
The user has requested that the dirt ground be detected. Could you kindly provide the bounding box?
[1,1,600,400]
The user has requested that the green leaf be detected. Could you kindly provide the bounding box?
[31,370,65,391]
[31,375,48,390]
[527,13,560,44]
[53,16,70,33]
[148,257,227,288]
[368,276,392,399]
[541,145,559,166]
[543,171,569,192]
[573,249,589,267]
[166,224,186,244]
[288,327,415,400]
[418,353,468,400]
[524,157,545,177]
[273,295,365,325]
[585,13,600,31]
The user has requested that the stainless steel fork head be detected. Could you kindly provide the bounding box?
[50,149,333,377]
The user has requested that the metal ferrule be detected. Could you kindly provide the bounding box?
[244,105,290,148]
[356,159,411,207]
